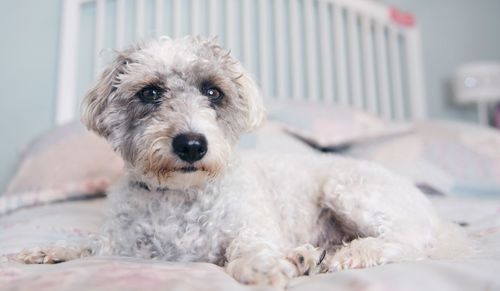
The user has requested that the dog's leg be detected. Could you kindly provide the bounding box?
[224,238,296,287]
[326,237,412,271]
[15,242,91,264]
[224,234,326,287]
[319,161,439,272]
[13,235,107,264]
[285,243,328,275]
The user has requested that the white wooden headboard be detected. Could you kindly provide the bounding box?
[56,0,426,125]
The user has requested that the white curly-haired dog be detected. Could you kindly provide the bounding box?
[18,36,470,287]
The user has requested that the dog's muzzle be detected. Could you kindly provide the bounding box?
[172,132,208,163]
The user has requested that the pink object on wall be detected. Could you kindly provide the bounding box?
[390,7,415,27]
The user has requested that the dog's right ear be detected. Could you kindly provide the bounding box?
[81,50,131,137]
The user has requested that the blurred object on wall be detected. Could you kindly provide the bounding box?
[453,62,500,126]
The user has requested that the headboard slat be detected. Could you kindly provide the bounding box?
[208,0,218,37]
[347,9,363,109]
[135,0,145,40]
[172,0,182,38]
[225,0,237,57]
[94,0,106,75]
[406,29,426,119]
[258,0,272,96]
[241,0,254,74]
[55,0,80,124]
[389,28,405,120]
[304,0,319,102]
[375,23,391,119]
[289,0,304,100]
[274,0,287,100]
[319,0,334,104]
[116,0,126,49]
[155,0,165,36]
[333,4,348,106]
[361,16,377,115]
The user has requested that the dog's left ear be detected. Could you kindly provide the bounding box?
[201,37,265,132]
[235,70,265,132]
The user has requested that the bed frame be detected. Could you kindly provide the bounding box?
[56,0,426,125]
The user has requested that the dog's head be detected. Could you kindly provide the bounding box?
[82,36,264,189]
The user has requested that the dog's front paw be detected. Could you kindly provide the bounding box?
[226,255,297,288]
[16,243,91,264]
[17,247,61,264]
[286,244,327,276]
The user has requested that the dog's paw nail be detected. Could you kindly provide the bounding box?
[317,249,326,265]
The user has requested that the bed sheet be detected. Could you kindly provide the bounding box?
[1,196,499,291]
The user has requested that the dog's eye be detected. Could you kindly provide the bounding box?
[138,86,163,103]
[201,86,224,104]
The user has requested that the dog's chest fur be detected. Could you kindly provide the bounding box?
[103,178,245,264]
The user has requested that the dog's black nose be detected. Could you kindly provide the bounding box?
[172,133,208,163]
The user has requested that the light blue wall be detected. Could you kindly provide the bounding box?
[0,0,61,191]
[0,0,499,191]
[383,0,500,121]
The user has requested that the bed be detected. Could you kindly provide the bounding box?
[1,0,500,290]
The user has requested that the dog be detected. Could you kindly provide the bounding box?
[17,36,471,287]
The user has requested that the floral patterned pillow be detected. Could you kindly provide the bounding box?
[0,122,123,216]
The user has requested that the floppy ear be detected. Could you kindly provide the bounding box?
[235,70,266,132]
[202,36,265,132]
[81,51,131,137]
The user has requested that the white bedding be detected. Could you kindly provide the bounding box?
[1,197,499,291]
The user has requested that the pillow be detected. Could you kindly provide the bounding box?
[348,120,500,197]
[1,122,123,215]
[238,120,316,155]
[264,99,413,151]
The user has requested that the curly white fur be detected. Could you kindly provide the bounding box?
[17,36,472,288]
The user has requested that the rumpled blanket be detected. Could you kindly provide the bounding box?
[1,197,499,291]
